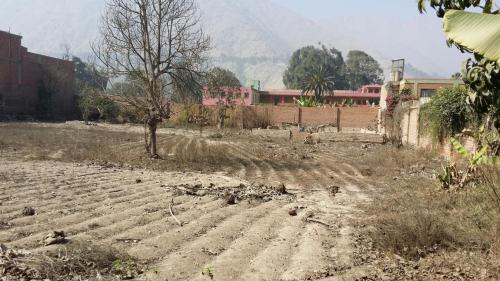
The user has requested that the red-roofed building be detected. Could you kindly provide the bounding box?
[202,84,381,106]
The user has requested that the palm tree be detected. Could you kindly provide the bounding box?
[301,66,335,104]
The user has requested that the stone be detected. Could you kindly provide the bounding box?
[22,207,35,216]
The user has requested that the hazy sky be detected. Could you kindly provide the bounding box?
[270,0,423,19]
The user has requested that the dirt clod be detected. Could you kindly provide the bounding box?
[289,207,298,216]
[275,183,287,194]
[22,206,36,216]
[225,194,236,205]
[43,231,67,246]
[135,178,142,183]
[327,186,340,196]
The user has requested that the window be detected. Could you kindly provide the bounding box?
[420,89,436,98]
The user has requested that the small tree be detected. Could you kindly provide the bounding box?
[93,0,210,158]
[205,67,241,129]
[79,87,121,124]
[301,66,335,103]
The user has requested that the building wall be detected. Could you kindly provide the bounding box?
[0,30,74,118]
[255,105,378,128]
[380,79,463,110]
[202,87,257,106]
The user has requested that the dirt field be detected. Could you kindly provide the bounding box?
[0,122,498,281]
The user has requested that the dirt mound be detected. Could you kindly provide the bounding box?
[169,182,295,204]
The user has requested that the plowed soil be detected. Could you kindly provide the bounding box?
[0,123,383,280]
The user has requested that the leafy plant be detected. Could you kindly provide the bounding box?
[301,65,335,103]
[399,87,416,102]
[418,1,500,128]
[295,96,319,107]
[78,87,121,123]
[385,93,400,116]
[201,267,214,280]
[419,85,472,142]
[205,67,242,129]
[437,129,500,189]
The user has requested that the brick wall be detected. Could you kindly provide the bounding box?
[171,104,379,130]
[256,105,378,129]
[0,30,74,118]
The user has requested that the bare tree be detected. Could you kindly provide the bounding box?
[93,0,210,158]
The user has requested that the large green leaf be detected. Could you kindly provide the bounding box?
[443,10,500,63]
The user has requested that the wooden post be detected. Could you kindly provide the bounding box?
[298,107,302,126]
[336,108,341,132]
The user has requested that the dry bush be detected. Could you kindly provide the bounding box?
[368,159,500,260]
[171,104,216,127]
[34,241,142,281]
[172,139,230,167]
[171,105,271,129]
[359,145,439,179]
[242,106,272,129]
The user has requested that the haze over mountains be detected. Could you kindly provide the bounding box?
[0,0,467,89]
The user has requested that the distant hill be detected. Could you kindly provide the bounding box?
[0,0,463,88]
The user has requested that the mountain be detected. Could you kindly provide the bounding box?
[0,0,464,88]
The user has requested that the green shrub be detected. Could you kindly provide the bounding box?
[79,87,122,123]
[419,85,472,142]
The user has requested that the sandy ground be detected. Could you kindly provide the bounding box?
[0,123,383,280]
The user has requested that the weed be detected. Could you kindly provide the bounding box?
[366,148,500,261]
[202,266,214,280]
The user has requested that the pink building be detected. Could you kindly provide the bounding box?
[202,87,258,106]
[202,85,381,106]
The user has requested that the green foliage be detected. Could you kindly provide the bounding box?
[451,72,463,79]
[205,67,242,129]
[206,67,241,102]
[437,127,500,190]
[399,87,417,102]
[202,267,214,280]
[417,0,498,16]
[419,86,471,141]
[345,50,384,90]
[300,66,335,102]
[385,93,400,116]
[462,55,500,120]
[418,1,499,127]
[73,57,108,93]
[283,45,348,90]
[79,87,121,123]
[444,10,500,62]
[295,96,319,107]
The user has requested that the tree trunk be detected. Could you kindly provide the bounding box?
[147,117,160,159]
[218,107,225,129]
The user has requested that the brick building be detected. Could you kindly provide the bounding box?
[202,85,381,107]
[0,30,74,119]
[380,78,463,109]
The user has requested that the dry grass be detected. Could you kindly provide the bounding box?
[34,241,142,281]
[363,146,500,261]
[0,123,230,172]
[171,105,271,129]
